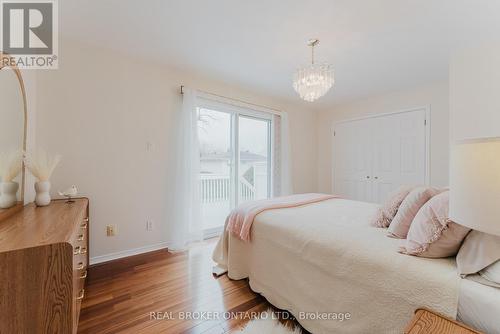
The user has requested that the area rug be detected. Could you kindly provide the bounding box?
[238,311,302,334]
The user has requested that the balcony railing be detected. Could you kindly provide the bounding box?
[200,174,255,203]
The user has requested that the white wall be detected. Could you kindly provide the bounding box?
[316,82,450,193]
[450,45,500,142]
[22,70,37,203]
[35,40,318,262]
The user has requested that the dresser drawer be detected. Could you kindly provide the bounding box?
[71,214,89,276]
[74,254,88,272]
[72,237,88,298]
[72,244,88,258]
[74,268,86,301]
[70,215,89,248]
[72,213,88,334]
[73,265,86,333]
[70,212,89,333]
[73,265,87,298]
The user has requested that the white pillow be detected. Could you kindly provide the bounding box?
[479,260,500,285]
[456,230,500,275]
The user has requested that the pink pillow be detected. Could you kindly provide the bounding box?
[387,186,441,238]
[399,191,471,258]
[370,185,416,228]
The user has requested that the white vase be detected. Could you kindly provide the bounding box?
[0,182,19,209]
[35,181,51,207]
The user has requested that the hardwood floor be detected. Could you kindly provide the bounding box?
[78,240,304,333]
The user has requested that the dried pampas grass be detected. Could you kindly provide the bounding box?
[0,150,24,182]
[25,149,61,182]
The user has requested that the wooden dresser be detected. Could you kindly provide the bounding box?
[0,198,89,334]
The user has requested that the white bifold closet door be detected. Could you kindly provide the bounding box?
[333,108,428,203]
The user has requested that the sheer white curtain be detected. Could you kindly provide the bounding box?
[273,112,294,196]
[169,88,203,251]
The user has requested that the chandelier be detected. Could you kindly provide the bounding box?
[293,39,334,102]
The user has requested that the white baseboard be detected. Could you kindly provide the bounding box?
[89,242,170,265]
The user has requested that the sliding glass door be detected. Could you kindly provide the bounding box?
[238,115,271,204]
[197,102,272,236]
[198,108,234,233]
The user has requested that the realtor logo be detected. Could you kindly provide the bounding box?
[0,0,58,69]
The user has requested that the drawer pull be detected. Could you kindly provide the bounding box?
[80,223,88,229]
[80,247,87,255]
[73,246,81,255]
[80,270,88,279]
[76,262,84,270]
[76,289,85,300]
[77,234,84,241]
[84,217,89,223]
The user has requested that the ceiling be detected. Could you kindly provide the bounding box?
[61,0,500,108]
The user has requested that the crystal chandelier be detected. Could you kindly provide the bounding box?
[293,39,334,102]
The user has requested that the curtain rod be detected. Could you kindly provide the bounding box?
[180,85,282,114]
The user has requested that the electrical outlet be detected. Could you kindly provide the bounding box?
[146,220,154,231]
[106,224,117,236]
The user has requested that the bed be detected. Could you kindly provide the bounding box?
[213,198,499,333]
[458,278,500,334]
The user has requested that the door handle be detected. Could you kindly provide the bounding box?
[374,176,379,180]
[366,176,370,179]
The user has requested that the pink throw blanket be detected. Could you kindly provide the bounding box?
[226,193,338,241]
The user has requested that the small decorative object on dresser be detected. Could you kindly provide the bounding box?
[0,181,19,209]
[0,198,89,334]
[405,308,483,334]
[0,150,23,209]
[59,185,79,203]
[24,149,61,206]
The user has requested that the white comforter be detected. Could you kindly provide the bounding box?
[213,198,460,334]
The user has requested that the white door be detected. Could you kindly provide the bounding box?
[333,108,428,203]
[371,110,427,202]
[333,118,373,202]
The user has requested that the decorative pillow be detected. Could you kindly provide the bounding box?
[387,186,442,239]
[479,260,500,286]
[456,230,500,276]
[399,191,471,258]
[370,185,416,228]
[466,274,500,289]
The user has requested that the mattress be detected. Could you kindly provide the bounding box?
[214,198,460,333]
[458,277,500,333]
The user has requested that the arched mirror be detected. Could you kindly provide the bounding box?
[0,53,27,214]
